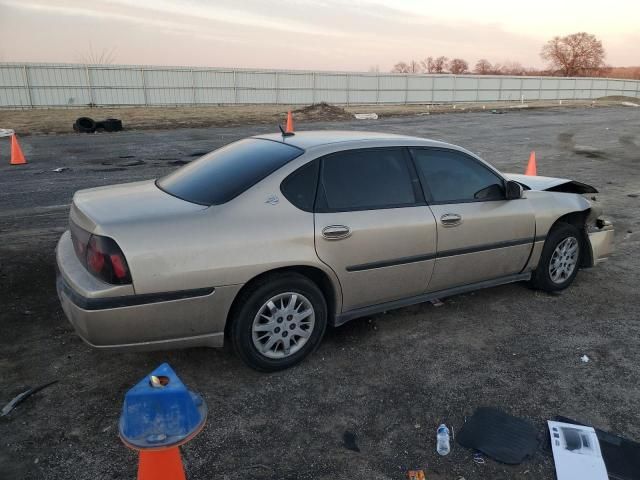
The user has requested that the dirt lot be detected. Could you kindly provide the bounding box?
[0,106,639,479]
[1,97,638,135]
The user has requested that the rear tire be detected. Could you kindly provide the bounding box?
[530,222,582,292]
[229,273,327,372]
[103,118,123,132]
[73,117,96,133]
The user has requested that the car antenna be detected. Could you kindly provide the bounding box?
[278,124,294,138]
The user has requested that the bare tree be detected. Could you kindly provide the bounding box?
[391,61,410,73]
[391,60,421,74]
[448,58,469,75]
[541,32,605,76]
[76,42,117,65]
[408,60,422,73]
[474,59,493,74]
[498,61,526,75]
[422,56,448,73]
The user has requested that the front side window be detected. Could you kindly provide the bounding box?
[318,149,416,211]
[158,138,303,206]
[411,148,505,203]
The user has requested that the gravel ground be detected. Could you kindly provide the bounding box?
[0,106,639,479]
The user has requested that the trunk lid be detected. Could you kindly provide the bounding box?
[70,180,207,234]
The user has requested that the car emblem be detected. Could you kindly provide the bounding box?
[265,194,279,205]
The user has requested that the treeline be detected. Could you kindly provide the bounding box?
[391,58,530,75]
[389,33,640,80]
[391,57,637,79]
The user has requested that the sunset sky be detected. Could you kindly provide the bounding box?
[0,0,638,71]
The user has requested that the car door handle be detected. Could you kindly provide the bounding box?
[322,225,352,240]
[440,213,463,227]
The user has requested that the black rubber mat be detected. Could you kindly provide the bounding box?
[556,416,640,480]
[457,407,538,464]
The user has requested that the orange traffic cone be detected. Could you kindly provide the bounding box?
[137,448,186,480]
[524,150,536,176]
[285,110,294,133]
[10,134,27,165]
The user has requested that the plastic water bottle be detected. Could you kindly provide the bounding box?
[436,424,450,456]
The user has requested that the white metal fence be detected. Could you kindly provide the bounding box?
[1,63,639,108]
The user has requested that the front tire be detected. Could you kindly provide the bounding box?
[229,273,327,371]
[530,222,582,292]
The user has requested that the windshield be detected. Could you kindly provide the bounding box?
[157,138,304,206]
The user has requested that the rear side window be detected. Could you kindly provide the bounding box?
[157,139,303,206]
[280,160,319,212]
[318,148,416,211]
[411,148,505,203]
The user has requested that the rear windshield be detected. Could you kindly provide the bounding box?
[157,138,304,206]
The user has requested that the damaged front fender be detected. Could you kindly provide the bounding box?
[505,174,613,266]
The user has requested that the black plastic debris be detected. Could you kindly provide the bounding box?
[73,117,96,133]
[100,118,123,132]
[343,431,360,452]
[457,407,538,464]
[73,117,123,133]
[1,380,58,417]
[556,416,640,480]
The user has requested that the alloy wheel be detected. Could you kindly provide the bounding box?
[549,236,579,284]
[251,292,315,359]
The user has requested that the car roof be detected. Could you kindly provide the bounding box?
[253,130,455,150]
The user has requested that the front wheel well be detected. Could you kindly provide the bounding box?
[549,209,592,267]
[553,210,589,230]
[224,266,338,338]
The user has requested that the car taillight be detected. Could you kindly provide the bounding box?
[70,222,132,285]
[70,221,90,260]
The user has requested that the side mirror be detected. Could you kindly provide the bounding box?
[505,180,523,200]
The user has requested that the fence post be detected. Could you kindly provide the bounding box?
[573,78,577,100]
[275,71,279,105]
[430,75,435,103]
[191,68,196,105]
[141,68,148,105]
[312,72,316,104]
[452,75,457,103]
[498,77,503,102]
[519,77,524,103]
[376,74,380,104]
[233,69,238,104]
[85,65,95,106]
[635,79,640,99]
[23,65,33,108]
[538,77,542,101]
[404,75,408,105]
[346,74,350,106]
[604,79,609,97]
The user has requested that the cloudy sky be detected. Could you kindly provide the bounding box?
[0,0,638,70]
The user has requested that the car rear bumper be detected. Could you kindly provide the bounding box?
[56,231,241,351]
[587,220,614,265]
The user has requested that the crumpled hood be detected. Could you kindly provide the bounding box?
[505,173,598,194]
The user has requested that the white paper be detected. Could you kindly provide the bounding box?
[353,113,378,120]
[548,421,607,480]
